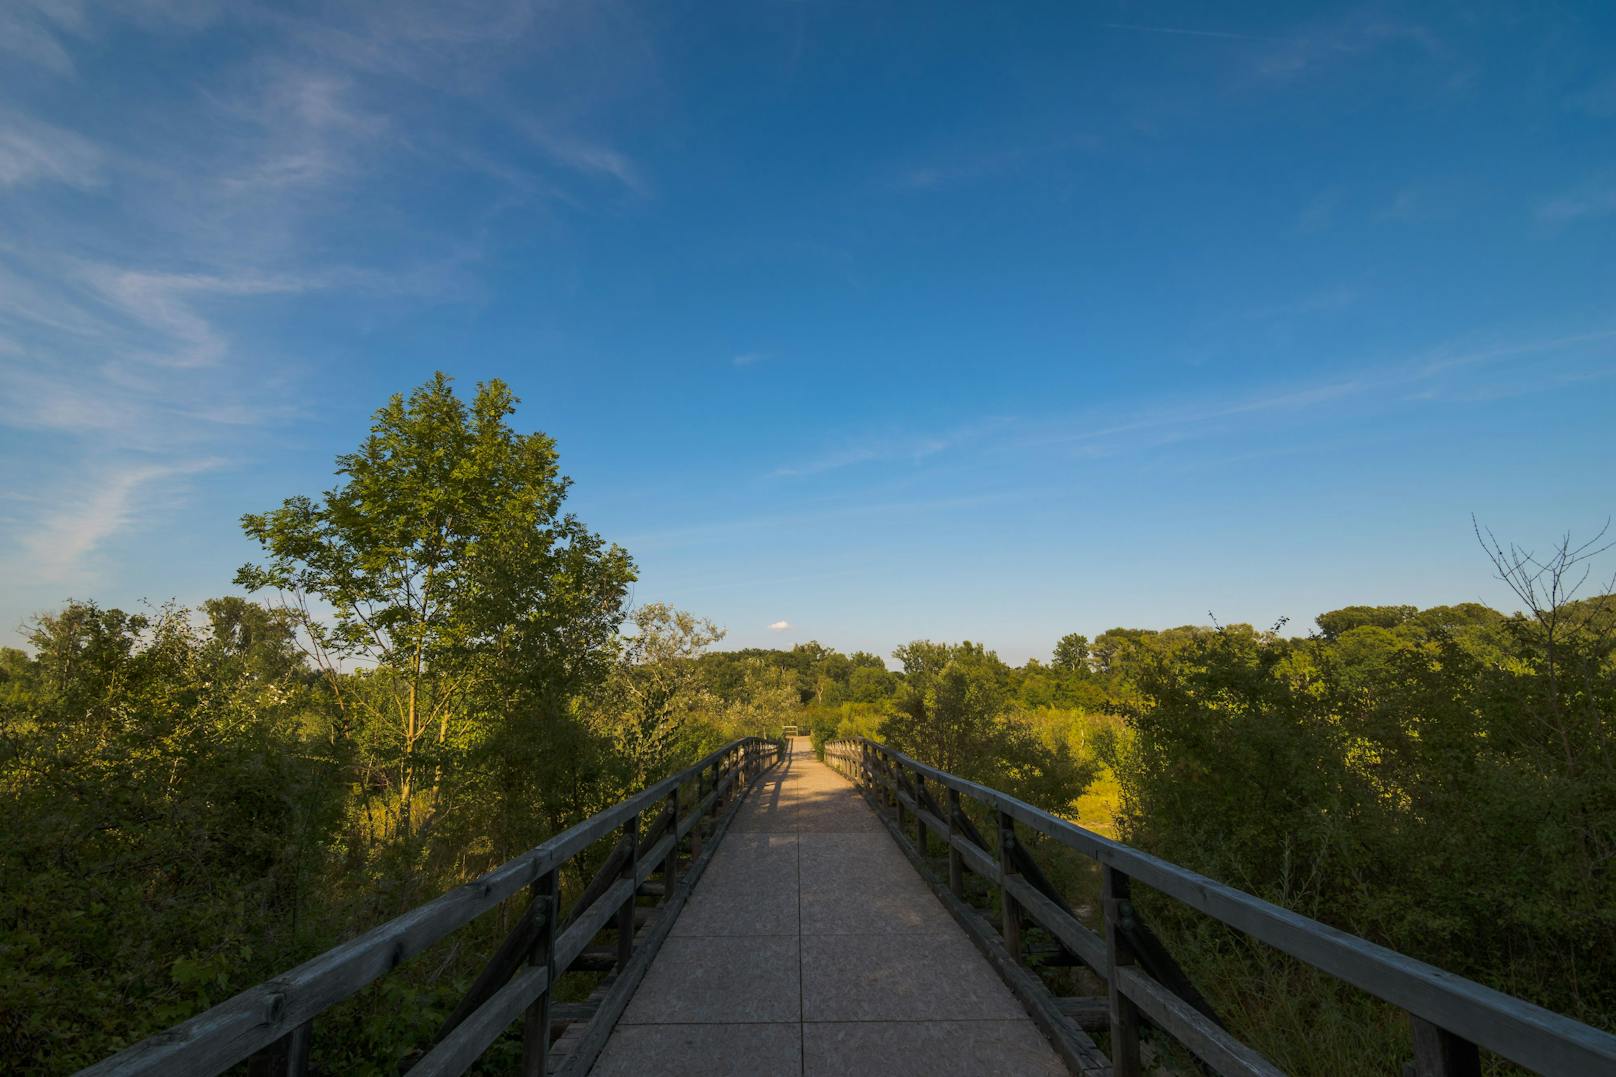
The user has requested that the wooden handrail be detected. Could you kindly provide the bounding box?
[825,737,1616,1077]
[81,736,785,1077]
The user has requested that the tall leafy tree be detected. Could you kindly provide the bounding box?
[237,373,634,839]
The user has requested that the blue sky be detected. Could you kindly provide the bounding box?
[1,1,1613,663]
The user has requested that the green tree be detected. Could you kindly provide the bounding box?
[1051,632,1090,671]
[237,372,634,840]
[589,604,724,786]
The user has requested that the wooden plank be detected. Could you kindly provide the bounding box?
[999,811,1024,966]
[849,777,1111,1076]
[521,873,557,1077]
[948,829,999,881]
[554,879,634,972]
[1055,997,1110,1032]
[81,737,773,1077]
[1118,967,1282,1077]
[551,738,773,1077]
[1103,865,1142,1077]
[409,964,550,1077]
[1409,1014,1482,1077]
[833,739,1616,1077]
[1004,874,1106,971]
[435,893,551,1044]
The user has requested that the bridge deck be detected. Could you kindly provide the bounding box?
[590,739,1067,1075]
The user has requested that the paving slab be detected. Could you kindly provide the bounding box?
[799,834,952,934]
[802,930,1028,1021]
[591,1023,802,1076]
[803,1020,1069,1077]
[673,834,798,936]
[619,935,800,1024]
[592,740,1067,1076]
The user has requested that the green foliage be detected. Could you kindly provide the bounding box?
[1109,598,1616,1056]
[879,640,1099,811]
[0,602,344,1070]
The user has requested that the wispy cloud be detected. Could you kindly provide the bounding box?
[0,1,662,620]
[773,418,1015,478]
[733,351,766,368]
[5,458,223,587]
[85,267,312,368]
[766,329,1616,485]
[1535,184,1616,225]
[0,111,102,189]
[1102,22,1272,43]
[768,619,792,632]
[0,1,84,74]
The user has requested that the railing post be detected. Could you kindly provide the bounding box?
[947,788,964,899]
[997,810,1023,965]
[1103,864,1142,1077]
[1408,1015,1482,1077]
[895,761,908,831]
[247,1019,311,1076]
[663,785,680,897]
[914,773,928,856]
[617,812,638,970]
[520,870,558,1077]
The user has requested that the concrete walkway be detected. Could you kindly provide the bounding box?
[590,739,1067,1076]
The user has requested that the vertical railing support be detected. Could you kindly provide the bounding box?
[616,812,638,970]
[1103,864,1142,1077]
[520,871,558,1077]
[998,810,1023,965]
[247,1019,311,1076]
[914,773,928,856]
[895,760,908,831]
[690,766,707,861]
[663,785,680,897]
[1408,1015,1482,1077]
[947,788,964,899]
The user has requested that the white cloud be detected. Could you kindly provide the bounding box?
[733,351,765,367]
[84,267,311,368]
[1535,185,1616,225]
[0,112,101,189]
[768,620,792,632]
[8,458,222,586]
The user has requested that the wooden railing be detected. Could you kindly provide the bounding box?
[82,736,785,1077]
[825,738,1616,1077]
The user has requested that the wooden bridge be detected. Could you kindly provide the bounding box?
[83,737,1616,1076]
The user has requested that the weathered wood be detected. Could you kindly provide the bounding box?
[1103,865,1142,1077]
[559,838,631,932]
[410,964,549,1077]
[998,810,1025,966]
[1408,1014,1482,1077]
[1055,996,1110,1031]
[663,786,680,896]
[833,738,1616,1077]
[80,737,779,1077]
[434,892,552,1046]
[246,1019,310,1077]
[850,774,1111,1076]
[946,788,964,899]
[1004,873,1106,971]
[914,773,929,855]
[556,878,634,973]
[948,825,999,880]
[1118,967,1281,1077]
[520,873,557,1077]
[566,948,616,973]
[616,814,638,971]
[1115,897,1223,1029]
[551,739,759,1077]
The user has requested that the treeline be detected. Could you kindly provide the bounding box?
[0,376,809,1072]
[2,372,1611,1074]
